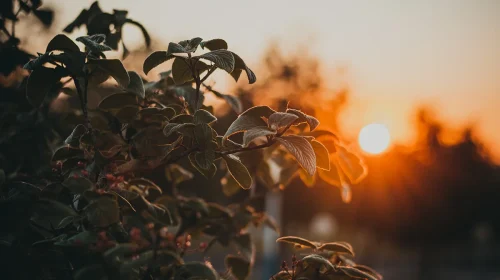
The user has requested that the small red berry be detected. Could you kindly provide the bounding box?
[199,242,208,250]
[72,174,79,179]
[77,161,85,167]
[81,170,89,176]
[106,174,116,181]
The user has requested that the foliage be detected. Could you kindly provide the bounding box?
[0,1,375,280]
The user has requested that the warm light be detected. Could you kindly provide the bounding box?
[358,123,391,155]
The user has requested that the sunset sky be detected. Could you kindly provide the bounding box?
[43,0,500,160]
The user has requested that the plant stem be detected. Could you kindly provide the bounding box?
[164,147,198,165]
[217,140,276,156]
[200,66,217,84]
[73,76,92,131]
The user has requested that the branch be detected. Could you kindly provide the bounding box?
[164,147,198,165]
[216,140,276,156]
[200,65,217,84]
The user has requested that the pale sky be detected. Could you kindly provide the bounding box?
[42,0,500,159]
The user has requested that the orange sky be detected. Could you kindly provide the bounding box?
[41,0,500,160]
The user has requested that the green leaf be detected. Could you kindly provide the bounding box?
[225,255,250,280]
[268,112,299,130]
[85,196,120,227]
[164,123,195,138]
[143,51,175,75]
[52,146,84,161]
[199,50,235,73]
[188,153,217,178]
[65,124,87,147]
[24,52,50,70]
[276,236,317,249]
[317,242,354,256]
[174,262,219,280]
[88,59,130,88]
[242,126,276,147]
[276,135,316,176]
[63,176,94,194]
[104,243,139,263]
[195,150,215,170]
[230,52,256,84]
[194,109,217,124]
[200,39,228,51]
[98,93,138,110]
[26,67,57,108]
[127,71,145,99]
[178,37,203,52]
[224,106,276,140]
[46,34,80,53]
[194,123,213,150]
[172,57,210,85]
[301,254,335,272]
[286,109,320,131]
[311,140,330,171]
[222,154,252,189]
[339,266,378,280]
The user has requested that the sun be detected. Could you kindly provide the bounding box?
[358,123,391,155]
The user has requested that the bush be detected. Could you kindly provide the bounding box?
[0,1,378,279]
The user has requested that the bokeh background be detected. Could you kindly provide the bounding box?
[11,0,500,279]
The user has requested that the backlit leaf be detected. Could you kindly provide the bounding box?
[336,145,367,184]
[230,52,256,84]
[242,126,276,147]
[199,49,235,73]
[311,140,330,170]
[224,106,276,140]
[98,93,138,110]
[317,242,355,256]
[276,236,317,249]
[286,108,320,131]
[268,112,299,130]
[276,135,316,176]
[223,154,252,189]
[194,109,217,124]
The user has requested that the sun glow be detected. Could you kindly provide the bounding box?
[358,123,391,155]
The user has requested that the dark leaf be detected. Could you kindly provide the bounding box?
[126,71,145,99]
[339,266,378,280]
[222,155,252,189]
[226,255,250,280]
[76,35,112,52]
[143,51,175,75]
[26,67,57,107]
[63,176,94,194]
[178,37,203,52]
[194,150,215,170]
[188,153,217,178]
[200,39,228,51]
[65,124,87,147]
[230,52,256,84]
[173,262,219,280]
[194,109,217,124]
[46,34,80,53]
[301,254,335,272]
[85,196,120,227]
[98,93,138,110]
[52,146,84,161]
[88,59,130,87]
[194,123,213,150]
